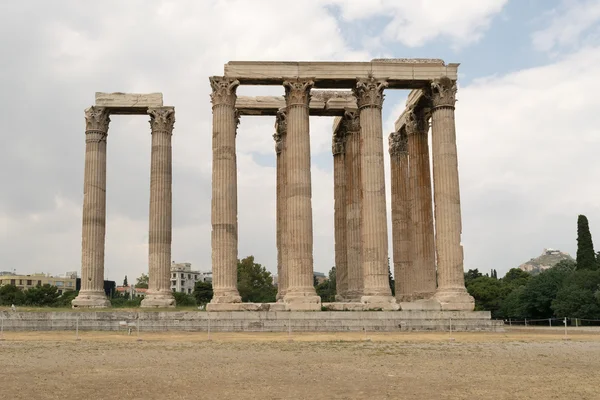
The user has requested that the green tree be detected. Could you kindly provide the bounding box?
[518,265,572,318]
[24,284,60,306]
[54,290,79,307]
[551,269,600,318]
[237,256,277,303]
[193,281,214,304]
[0,284,25,306]
[576,215,597,270]
[135,273,149,289]
[464,269,483,287]
[173,292,197,307]
[316,267,336,302]
[502,268,531,288]
[466,276,503,317]
[123,275,128,287]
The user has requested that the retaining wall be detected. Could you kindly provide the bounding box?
[0,311,503,332]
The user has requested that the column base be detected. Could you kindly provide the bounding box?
[72,292,111,308]
[210,293,242,304]
[434,289,475,311]
[361,295,400,311]
[140,291,176,308]
[284,290,322,311]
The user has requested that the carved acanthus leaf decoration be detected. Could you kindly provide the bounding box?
[430,76,457,109]
[84,106,110,133]
[210,76,240,107]
[388,130,407,156]
[148,107,175,132]
[273,109,287,154]
[341,110,360,133]
[332,130,346,155]
[353,74,388,109]
[283,78,314,106]
[404,106,428,136]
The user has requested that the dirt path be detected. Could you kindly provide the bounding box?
[1,331,599,400]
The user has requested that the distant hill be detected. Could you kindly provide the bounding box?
[518,248,574,275]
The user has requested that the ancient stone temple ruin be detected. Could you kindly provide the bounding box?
[208,59,474,312]
[73,59,475,314]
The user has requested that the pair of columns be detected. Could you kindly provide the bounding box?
[331,76,399,309]
[209,76,321,310]
[72,106,176,308]
[387,78,474,310]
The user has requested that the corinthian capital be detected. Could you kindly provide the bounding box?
[148,107,175,133]
[353,74,388,109]
[273,108,287,154]
[388,131,407,156]
[430,77,457,109]
[341,110,360,134]
[283,78,314,107]
[84,106,110,132]
[332,130,346,156]
[405,106,428,136]
[210,76,240,107]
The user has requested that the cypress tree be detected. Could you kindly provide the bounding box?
[576,215,597,270]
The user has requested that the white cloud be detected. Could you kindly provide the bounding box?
[456,46,600,273]
[532,0,600,52]
[328,0,508,48]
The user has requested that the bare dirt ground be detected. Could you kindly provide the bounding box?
[1,330,599,400]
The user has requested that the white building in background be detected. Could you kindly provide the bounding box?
[170,262,212,294]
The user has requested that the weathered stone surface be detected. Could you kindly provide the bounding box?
[429,77,474,311]
[0,311,502,332]
[224,60,459,88]
[141,107,176,309]
[400,299,442,311]
[282,79,322,310]
[73,107,111,309]
[95,92,163,114]
[209,77,242,306]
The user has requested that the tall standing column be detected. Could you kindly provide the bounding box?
[208,76,242,309]
[406,107,437,300]
[389,130,413,302]
[353,75,398,310]
[274,109,288,301]
[282,78,321,310]
[72,106,111,308]
[343,111,363,301]
[333,127,348,301]
[430,77,474,311]
[141,107,176,308]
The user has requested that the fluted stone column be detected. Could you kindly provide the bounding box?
[389,130,413,302]
[430,77,474,311]
[208,76,242,309]
[353,76,398,310]
[72,106,111,308]
[333,128,348,301]
[406,107,437,300]
[343,111,363,301]
[141,107,176,308]
[274,109,288,301]
[282,78,321,310]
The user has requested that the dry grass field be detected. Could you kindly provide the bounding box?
[1,330,599,400]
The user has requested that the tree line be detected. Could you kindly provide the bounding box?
[465,215,600,320]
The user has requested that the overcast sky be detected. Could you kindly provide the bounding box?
[1,0,599,283]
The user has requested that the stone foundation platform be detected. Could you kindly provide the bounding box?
[0,311,503,332]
